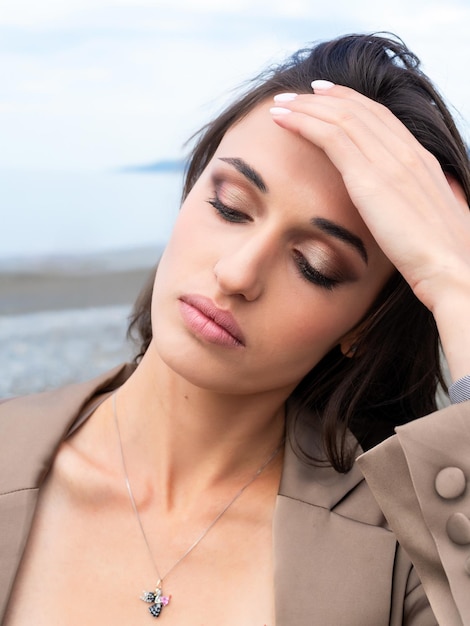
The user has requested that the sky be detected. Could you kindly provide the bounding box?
[1,0,469,172]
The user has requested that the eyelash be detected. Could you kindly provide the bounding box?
[293,251,339,291]
[208,192,340,291]
[207,193,252,223]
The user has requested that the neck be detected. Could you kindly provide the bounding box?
[109,343,286,511]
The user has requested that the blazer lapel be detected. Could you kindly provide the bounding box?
[273,415,397,625]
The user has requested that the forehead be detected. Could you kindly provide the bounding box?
[212,100,361,230]
[208,101,395,275]
[218,100,338,174]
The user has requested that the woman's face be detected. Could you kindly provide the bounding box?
[151,101,393,397]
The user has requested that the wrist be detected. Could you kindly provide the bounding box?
[431,287,470,381]
[414,262,470,315]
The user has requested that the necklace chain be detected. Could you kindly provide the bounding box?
[112,392,283,618]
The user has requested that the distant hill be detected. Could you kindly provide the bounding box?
[119,159,186,174]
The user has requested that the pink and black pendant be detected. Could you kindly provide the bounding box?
[141,587,171,618]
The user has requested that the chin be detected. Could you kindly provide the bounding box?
[149,331,235,393]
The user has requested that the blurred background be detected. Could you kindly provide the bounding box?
[1,0,469,396]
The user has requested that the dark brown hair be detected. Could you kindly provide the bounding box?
[129,33,470,472]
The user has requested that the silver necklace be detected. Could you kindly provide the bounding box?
[112,393,283,619]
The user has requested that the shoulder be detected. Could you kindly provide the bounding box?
[0,363,135,495]
[358,400,470,625]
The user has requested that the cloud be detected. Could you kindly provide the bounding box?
[1,0,468,24]
[0,0,468,170]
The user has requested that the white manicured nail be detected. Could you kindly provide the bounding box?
[273,92,298,102]
[311,79,335,91]
[270,106,292,115]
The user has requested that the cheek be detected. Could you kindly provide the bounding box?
[275,280,384,363]
[280,305,347,360]
[165,192,218,261]
[150,199,213,322]
[168,206,199,254]
[154,204,205,282]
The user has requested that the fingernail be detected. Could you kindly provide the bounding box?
[270,106,292,115]
[273,92,298,102]
[311,79,335,91]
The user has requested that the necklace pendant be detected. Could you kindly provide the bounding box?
[141,587,170,618]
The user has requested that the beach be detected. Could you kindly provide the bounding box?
[0,252,156,398]
[0,267,153,316]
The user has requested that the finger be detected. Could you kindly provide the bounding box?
[274,92,438,185]
[310,82,422,147]
[270,102,431,206]
[270,104,372,183]
[307,85,454,195]
[280,94,406,170]
[270,94,447,204]
[269,105,463,259]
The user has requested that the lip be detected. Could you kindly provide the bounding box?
[178,294,245,347]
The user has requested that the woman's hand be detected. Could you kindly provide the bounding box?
[270,84,470,380]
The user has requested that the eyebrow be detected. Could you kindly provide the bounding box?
[219,157,268,193]
[218,157,367,264]
[312,217,368,265]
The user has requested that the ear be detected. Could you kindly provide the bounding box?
[339,314,372,357]
[339,329,359,358]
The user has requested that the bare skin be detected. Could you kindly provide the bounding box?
[5,85,470,625]
[5,387,283,625]
[271,84,470,379]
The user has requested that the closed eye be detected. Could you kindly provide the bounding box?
[293,250,340,291]
[207,194,253,224]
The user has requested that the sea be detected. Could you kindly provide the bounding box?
[1,168,183,397]
[0,169,183,264]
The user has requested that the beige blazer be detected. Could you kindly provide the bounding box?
[1,364,468,624]
[358,402,470,626]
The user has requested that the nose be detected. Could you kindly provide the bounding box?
[213,234,273,301]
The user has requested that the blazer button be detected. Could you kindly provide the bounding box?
[446,512,470,545]
[435,467,466,500]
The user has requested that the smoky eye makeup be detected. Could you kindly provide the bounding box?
[208,192,249,223]
[206,176,254,223]
[293,251,341,290]
[208,162,361,288]
[208,167,263,216]
[294,242,358,288]
[215,180,251,210]
[211,158,265,200]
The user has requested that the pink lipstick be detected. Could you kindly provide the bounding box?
[178,294,245,347]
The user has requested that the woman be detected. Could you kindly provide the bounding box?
[1,33,469,625]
